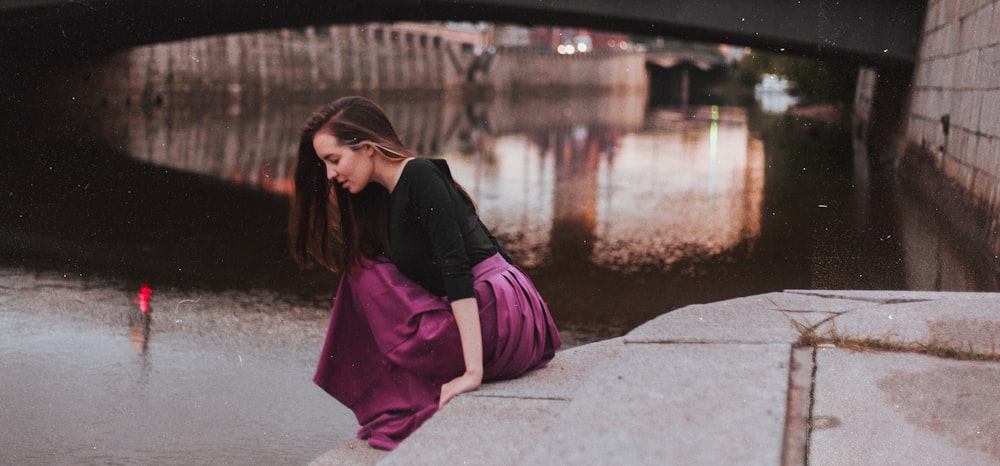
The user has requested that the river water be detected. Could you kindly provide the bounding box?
[2,83,999,464]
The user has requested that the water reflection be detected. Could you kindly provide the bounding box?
[66,90,1000,339]
[447,105,765,275]
[91,96,762,329]
[594,106,762,272]
[129,284,153,385]
[83,92,648,197]
[127,307,153,384]
[88,95,762,276]
[754,73,799,113]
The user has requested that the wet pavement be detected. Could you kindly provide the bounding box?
[313,290,1000,465]
[0,268,356,466]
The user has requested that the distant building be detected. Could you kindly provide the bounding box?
[718,44,749,64]
[526,26,631,53]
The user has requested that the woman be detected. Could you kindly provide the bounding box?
[290,96,561,450]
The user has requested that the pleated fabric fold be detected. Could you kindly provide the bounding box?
[313,253,561,450]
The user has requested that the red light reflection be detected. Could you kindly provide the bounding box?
[134,284,153,313]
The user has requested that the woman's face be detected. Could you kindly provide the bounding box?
[313,131,374,194]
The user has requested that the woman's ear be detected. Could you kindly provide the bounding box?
[367,144,388,159]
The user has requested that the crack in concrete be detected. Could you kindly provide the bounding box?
[468,393,571,402]
[786,290,932,305]
[805,347,818,465]
[794,312,1000,362]
[778,309,850,314]
[782,347,815,466]
[624,339,797,345]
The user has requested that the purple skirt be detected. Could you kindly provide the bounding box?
[313,253,561,450]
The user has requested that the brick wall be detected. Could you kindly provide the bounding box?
[82,24,468,108]
[901,0,1000,258]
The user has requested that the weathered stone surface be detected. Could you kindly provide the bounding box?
[815,294,1000,354]
[520,343,791,466]
[624,292,865,344]
[310,291,1000,466]
[382,397,568,466]
[789,289,986,302]
[811,349,1000,465]
[473,337,626,400]
[308,439,388,466]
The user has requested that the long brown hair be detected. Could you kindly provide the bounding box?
[289,96,414,272]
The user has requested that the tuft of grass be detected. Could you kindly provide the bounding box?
[792,319,1000,362]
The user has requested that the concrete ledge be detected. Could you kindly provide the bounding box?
[518,342,791,465]
[311,290,1000,465]
[309,440,389,466]
[384,397,568,465]
[812,294,1000,354]
[623,291,869,344]
[811,350,1000,465]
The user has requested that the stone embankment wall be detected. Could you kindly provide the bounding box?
[82,24,647,110]
[898,0,1000,261]
[89,24,465,108]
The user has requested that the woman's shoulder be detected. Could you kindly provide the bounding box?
[403,157,451,180]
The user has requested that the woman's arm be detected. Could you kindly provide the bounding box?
[439,297,483,407]
[401,161,484,406]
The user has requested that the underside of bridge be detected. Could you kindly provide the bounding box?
[2,0,924,160]
[4,0,925,67]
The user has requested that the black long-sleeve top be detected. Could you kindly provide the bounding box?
[389,158,503,301]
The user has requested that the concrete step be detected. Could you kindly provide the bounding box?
[514,341,792,465]
[810,349,1000,465]
[309,338,625,466]
[311,290,1000,465]
[379,337,626,465]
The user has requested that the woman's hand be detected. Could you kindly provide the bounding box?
[442,297,484,407]
[439,368,483,408]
